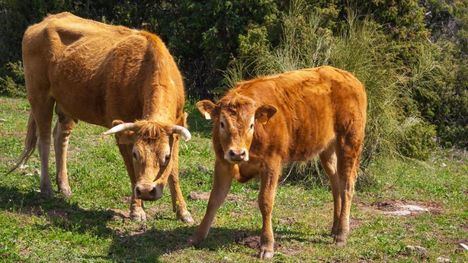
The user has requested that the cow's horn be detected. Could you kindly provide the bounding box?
[172,125,191,141]
[102,123,137,135]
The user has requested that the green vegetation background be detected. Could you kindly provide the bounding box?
[0,0,466,155]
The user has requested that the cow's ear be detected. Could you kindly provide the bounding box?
[196,100,216,120]
[255,104,277,124]
[111,120,136,144]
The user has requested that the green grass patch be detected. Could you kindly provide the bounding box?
[0,97,466,262]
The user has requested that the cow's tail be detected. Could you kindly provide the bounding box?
[6,113,37,175]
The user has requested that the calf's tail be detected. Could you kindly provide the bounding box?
[6,113,37,175]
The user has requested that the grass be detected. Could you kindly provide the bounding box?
[0,96,467,262]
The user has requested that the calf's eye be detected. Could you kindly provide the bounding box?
[220,121,225,129]
[250,123,254,129]
[132,151,138,159]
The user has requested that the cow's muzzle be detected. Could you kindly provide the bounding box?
[135,183,163,201]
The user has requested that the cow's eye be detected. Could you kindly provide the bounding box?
[132,151,138,160]
[250,123,254,130]
[220,121,225,129]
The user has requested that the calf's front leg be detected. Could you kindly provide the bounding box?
[189,160,234,245]
[258,157,281,259]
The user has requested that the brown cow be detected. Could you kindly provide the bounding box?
[191,66,367,259]
[9,12,193,223]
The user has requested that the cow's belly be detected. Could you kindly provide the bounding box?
[51,84,107,126]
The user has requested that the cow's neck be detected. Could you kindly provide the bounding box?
[141,83,176,124]
[140,36,178,124]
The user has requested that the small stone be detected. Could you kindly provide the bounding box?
[197,165,210,173]
[436,256,450,262]
[404,245,428,258]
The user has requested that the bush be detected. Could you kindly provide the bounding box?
[0,61,25,97]
[221,0,441,188]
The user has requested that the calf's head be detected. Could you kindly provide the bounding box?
[197,95,276,163]
[103,120,191,200]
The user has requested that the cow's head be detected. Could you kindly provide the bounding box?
[197,95,276,163]
[103,119,191,201]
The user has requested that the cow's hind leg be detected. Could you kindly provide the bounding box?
[117,143,146,221]
[319,142,340,237]
[53,107,76,197]
[29,96,55,197]
[335,132,363,246]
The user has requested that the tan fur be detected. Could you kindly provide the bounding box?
[16,12,192,223]
[192,66,367,259]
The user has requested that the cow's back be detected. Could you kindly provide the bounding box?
[22,13,184,127]
[232,66,366,162]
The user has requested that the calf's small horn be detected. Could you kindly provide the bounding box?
[172,125,191,141]
[102,123,137,135]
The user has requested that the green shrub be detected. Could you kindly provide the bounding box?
[221,0,441,188]
[0,61,25,97]
[397,117,437,160]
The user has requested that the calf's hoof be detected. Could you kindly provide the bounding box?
[59,185,72,198]
[334,234,347,247]
[259,247,274,260]
[130,207,147,221]
[177,211,194,224]
[187,234,204,246]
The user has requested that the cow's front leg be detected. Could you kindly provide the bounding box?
[168,140,193,224]
[117,143,146,221]
[258,156,281,259]
[188,160,234,245]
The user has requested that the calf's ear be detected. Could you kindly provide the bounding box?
[196,100,216,120]
[255,105,277,124]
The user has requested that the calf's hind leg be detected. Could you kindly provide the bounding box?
[319,142,341,237]
[53,108,76,197]
[335,133,363,246]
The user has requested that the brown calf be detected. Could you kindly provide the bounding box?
[191,66,367,259]
[9,12,193,223]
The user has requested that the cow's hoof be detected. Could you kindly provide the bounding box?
[59,186,72,198]
[130,207,147,221]
[177,211,194,224]
[40,185,53,198]
[259,248,274,260]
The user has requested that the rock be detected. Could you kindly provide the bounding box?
[404,245,428,258]
[197,165,210,173]
[436,256,450,262]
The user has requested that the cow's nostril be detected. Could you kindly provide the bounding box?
[240,150,246,157]
[229,150,236,157]
[149,187,157,196]
[135,186,142,197]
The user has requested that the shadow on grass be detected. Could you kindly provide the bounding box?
[0,185,322,261]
